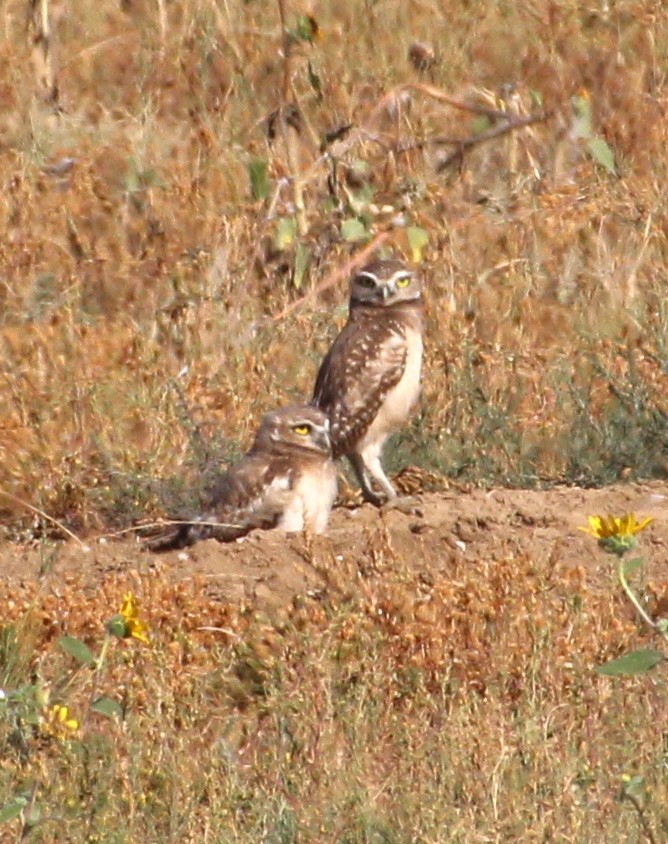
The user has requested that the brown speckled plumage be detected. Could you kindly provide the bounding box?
[312,259,425,505]
[144,405,337,550]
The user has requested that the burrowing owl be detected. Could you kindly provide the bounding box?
[312,259,424,505]
[145,405,337,551]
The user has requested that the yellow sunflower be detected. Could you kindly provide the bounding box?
[579,514,654,539]
[107,592,150,644]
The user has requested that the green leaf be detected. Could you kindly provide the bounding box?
[571,94,593,139]
[139,167,166,189]
[621,775,645,799]
[471,115,491,135]
[59,636,95,666]
[293,243,311,289]
[91,697,123,720]
[407,225,429,263]
[294,14,319,42]
[345,185,374,215]
[529,89,543,109]
[595,648,663,676]
[340,217,369,243]
[622,557,643,576]
[0,797,27,825]
[274,216,297,251]
[587,137,616,175]
[307,61,323,102]
[248,157,269,201]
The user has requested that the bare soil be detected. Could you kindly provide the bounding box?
[2,483,667,608]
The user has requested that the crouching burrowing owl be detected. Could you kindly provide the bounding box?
[312,259,424,506]
[144,405,337,551]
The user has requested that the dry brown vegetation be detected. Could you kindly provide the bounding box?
[1,0,667,531]
[1,0,668,840]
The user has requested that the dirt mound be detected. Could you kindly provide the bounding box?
[2,482,667,606]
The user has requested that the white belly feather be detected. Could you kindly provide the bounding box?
[279,463,338,534]
[359,328,423,453]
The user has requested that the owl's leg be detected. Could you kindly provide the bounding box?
[350,448,422,515]
[349,451,396,506]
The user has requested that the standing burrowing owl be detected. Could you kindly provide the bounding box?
[312,258,424,505]
[144,405,337,551]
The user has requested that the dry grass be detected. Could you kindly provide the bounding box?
[1,0,668,839]
[2,545,668,842]
[0,0,666,532]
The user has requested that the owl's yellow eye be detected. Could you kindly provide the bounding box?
[396,276,411,289]
[293,424,311,436]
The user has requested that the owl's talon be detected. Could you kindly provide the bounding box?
[381,495,423,516]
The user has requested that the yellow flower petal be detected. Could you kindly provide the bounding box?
[118,593,150,644]
[120,593,139,621]
[579,513,654,539]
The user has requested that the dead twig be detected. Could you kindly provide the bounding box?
[406,81,522,119]
[302,83,549,185]
[27,0,59,107]
[0,489,87,548]
[436,111,553,172]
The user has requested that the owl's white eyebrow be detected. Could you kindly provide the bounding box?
[357,272,380,283]
[388,271,413,283]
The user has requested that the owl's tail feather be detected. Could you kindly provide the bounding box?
[141,515,250,551]
[141,520,207,552]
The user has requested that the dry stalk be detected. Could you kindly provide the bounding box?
[156,0,167,50]
[275,0,307,235]
[27,0,59,106]
[0,489,87,547]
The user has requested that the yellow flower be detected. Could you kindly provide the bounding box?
[579,513,654,556]
[579,514,654,539]
[107,592,150,644]
[120,593,150,644]
[41,704,79,739]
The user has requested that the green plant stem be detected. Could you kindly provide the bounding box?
[623,791,658,844]
[83,635,111,729]
[618,560,668,645]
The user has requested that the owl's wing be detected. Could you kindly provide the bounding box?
[144,454,296,551]
[313,317,407,457]
[206,454,296,536]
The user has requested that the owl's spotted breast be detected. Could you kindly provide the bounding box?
[314,311,413,459]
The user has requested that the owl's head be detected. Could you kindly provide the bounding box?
[256,405,332,456]
[349,259,422,308]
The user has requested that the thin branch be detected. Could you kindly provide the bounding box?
[301,83,551,185]
[436,111,553,172]
[0,489,87,548]
[272,230,390,321]
[406,81,522,119]
[241,176,290,289]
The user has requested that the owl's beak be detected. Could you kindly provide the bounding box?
[315,426,332,453]
[381,285,392,301]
